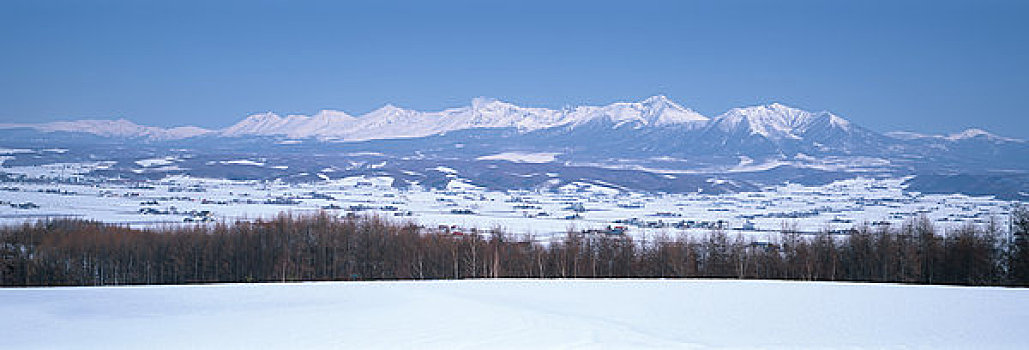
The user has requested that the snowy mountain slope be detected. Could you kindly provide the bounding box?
[886,128,1024,143]
[558,95,709,129]
[708,103,826,140]
[221,110,357,137]
[881,127,1029,173]
[0,119,213,140]
[694,103,888,156]
[218,95,708,141]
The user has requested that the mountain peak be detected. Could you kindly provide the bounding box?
[371,104,412,115]
[640,95,672,105]
[471,96,501,108]
[221,112,285,136]
[947,128,1020,142]
[722,103,813,124]
[628,95,708,126]
[246,112,283,122]
[733,102,807,116]
[713,103,852,140]
[469,97,524,115]
[312,109,354,121]
[949,128,991,139]
[824,113,851,130]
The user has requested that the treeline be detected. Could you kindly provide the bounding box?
[2,209,1028,287]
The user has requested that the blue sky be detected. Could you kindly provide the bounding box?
[1,0,1027,137]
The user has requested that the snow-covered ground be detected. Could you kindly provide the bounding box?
[477,151,561,163]
[1,279,1026,349]
[0,172,1016,240]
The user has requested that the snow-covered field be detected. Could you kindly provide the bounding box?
[0,171,1016,240]
[1,279,1026,349]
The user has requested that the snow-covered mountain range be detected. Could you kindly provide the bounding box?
[0,119,213,140]
[220,95,708,141]
[886,128,1023,143]
[2,96,1026,199]
[3,95,1020,148]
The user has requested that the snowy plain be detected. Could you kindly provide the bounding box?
[2,279,1026,349]
[0,170,1015,242]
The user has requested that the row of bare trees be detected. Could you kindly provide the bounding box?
[2,208,1028,287]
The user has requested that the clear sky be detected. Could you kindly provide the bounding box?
[1,0,1027,137]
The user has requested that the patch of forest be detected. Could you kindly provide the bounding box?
[2,209,1028,287]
